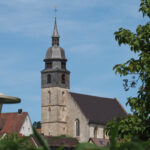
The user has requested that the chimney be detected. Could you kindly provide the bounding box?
[18,109,22,114]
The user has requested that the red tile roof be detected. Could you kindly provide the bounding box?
[0,112,28,134]
[44,136,79,147]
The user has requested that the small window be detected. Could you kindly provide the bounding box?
[75,119,80,136]
[46,62,52,69]
[47,74,51,83]
[61,74,65,84]
[61,62,66,69]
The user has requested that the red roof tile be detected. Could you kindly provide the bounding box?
[0,112,28,134]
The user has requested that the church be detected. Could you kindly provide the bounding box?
[41,17,127,142]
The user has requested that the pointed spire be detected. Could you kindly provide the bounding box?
[52,16,59,38]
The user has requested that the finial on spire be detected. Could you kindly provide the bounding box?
[52,4,59,38]
[52,3,59,46]
[53,4,57,17]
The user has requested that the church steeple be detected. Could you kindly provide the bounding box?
[41,16,70,89]
[52,17,59,46]
[41,7,70,137]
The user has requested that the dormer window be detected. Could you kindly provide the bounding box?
[61,62,66,69]
[46,62,52,69]
[61,74,65,84]
[47,74,51,84]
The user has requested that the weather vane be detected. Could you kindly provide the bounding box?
[53,4,57,17]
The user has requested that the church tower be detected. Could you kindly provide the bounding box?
[41,17,70,136]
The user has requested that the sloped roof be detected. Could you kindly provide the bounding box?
[0,112,28,134]
[70,92,127,124]
[44,136,78,147]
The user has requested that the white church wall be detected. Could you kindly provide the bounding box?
[89,124,104,138]
[19,115,33,136]
[89,124,109,139]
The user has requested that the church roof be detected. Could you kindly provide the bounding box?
[70,92,127,125]
[45,46,66,60]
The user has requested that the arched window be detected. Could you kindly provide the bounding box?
[94,127,98,138]
[47,74,51,83]
[61,74,65,84]
[75,119,80,136]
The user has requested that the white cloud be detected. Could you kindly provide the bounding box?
[0,0,141,37]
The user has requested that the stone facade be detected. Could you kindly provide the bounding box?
[42,88,101,142]
[65,92,89,142]
[42,87,109,142]
[42,87,68,136]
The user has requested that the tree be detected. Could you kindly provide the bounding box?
[105,0,150,141]
[33,121,41,129]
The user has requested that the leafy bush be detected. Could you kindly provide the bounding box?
[0,134,43,150]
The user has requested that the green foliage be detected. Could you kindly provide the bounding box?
[139,0,150,17]
[76,124,150,150]
[106,0,150,141]
[32,127,50,150]
[0,134,43,150]
[75,143,106,150]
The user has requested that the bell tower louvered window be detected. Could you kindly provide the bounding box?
[47,74,51,83]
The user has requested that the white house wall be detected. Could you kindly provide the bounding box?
[20,115,33,136]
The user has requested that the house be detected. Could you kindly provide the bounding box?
[41,17,127,142]
[0,109,33,136]
[30,135,78,150]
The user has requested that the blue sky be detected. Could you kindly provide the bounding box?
[0,0,147,122]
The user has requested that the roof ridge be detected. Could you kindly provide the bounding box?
[0,112,28,115]
[70,92,114,100]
